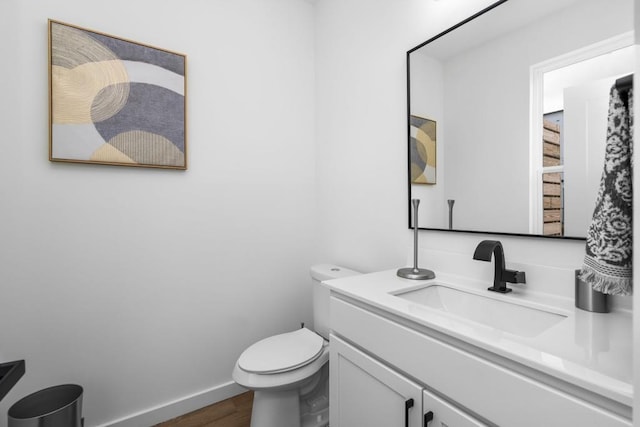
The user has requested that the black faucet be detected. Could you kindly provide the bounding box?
[472,240,526,293]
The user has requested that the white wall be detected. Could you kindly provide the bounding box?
[0,0,316,426]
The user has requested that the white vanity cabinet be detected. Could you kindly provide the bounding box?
[329,293,632,427]
[330,334,423,427]
[330,334,487,427]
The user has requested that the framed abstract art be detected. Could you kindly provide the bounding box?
[409,115,436,184]
[49,20,187,169]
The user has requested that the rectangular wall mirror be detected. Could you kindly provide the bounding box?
[407,0,634,239]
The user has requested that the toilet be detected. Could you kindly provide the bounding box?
[232,264,360,427]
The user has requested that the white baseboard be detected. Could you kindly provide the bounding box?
[96,381,247,427]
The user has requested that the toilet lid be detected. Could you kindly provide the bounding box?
[238,328,325,374]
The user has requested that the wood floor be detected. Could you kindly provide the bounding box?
[155,392,253,427]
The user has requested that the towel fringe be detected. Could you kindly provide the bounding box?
[580,265,632,296]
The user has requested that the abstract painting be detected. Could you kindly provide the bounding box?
[409,115,436,184]
[49,20,187,169]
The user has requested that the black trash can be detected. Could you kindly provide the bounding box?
[8,384,83,427]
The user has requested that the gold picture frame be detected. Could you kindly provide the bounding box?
[49,20,187,169]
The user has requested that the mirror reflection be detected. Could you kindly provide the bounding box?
[407,0,634,239]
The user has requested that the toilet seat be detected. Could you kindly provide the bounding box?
[238,328,325,374]
[233,345,329,391]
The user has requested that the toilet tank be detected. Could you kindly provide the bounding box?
[310,264,361,339]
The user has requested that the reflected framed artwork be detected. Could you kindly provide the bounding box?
[48,20,187,169]
[409,115,436,184]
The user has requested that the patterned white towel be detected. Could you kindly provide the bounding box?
[580,85,633,296]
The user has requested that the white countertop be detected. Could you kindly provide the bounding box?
[324,269,633,407]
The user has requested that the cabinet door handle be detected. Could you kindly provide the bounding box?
[404,398,414,427]
[424,410,434,425]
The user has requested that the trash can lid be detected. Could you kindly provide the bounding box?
[8,384,83,420]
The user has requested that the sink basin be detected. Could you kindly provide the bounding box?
[393,284,566,337]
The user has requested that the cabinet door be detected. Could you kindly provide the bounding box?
[423,389,488,427]
[330,334,422,427]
